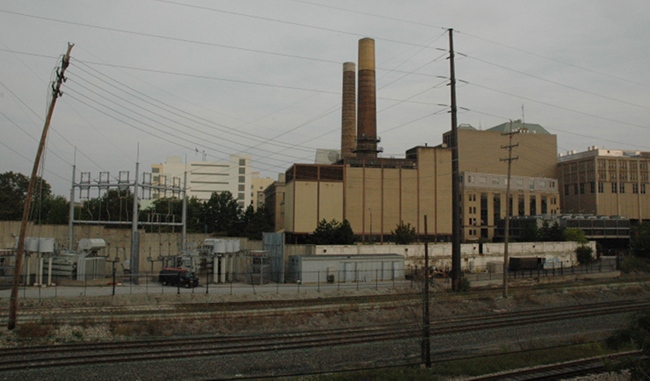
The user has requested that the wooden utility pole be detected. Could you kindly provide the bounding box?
[449,28,462,291]
[422,215,431,368]
[8,43,74,330]
[501,121,519,299]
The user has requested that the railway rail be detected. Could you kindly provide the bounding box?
[0,298,647,376]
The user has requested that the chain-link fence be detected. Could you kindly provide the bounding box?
[0,257,620,300]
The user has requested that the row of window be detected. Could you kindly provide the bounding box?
[466,175,556,190]
[565,182,648,195]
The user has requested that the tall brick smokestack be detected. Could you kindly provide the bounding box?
[356,37,379,159]
[341,62,356,159]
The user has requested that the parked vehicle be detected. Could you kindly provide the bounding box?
[158,268,199,288]
[509,257,545,271]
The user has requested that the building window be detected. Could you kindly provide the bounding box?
[239,176,245,183]
[529,195,536,216]
[492,178,499,185]
[529,180,535,190]
[238,192,245,200]
[598,182,604,193]
[541,196,547,214]
[564,185,569,196]
[590,182,595,193]
[238,184,245,192]
[480,193,488,226]
[239,167,246,175]
[239,159,246,166]
[579,183,585,194]
[633,183,639,194]
[643,184,647,194]
[574,184,578,195]
[620,183,625,193]
[612,182,618,193]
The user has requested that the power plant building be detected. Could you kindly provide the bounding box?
[281,38,561,243]
[283,146,453,243]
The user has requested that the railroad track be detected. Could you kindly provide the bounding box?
[1,299,647,375]
[467,351,639,381]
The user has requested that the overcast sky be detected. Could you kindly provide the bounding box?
[2,1,650,197]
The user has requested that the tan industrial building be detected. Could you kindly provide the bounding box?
[283,146,453,243]
[443,121,560,241]
[557,147,650,220]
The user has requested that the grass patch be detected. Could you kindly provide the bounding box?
[286,343,618,380]
[15,322,53,339]
[433,342,612,377]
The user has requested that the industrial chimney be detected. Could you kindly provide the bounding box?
[355,37,380,159]
[341,62,356,159]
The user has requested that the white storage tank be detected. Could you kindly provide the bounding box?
[214,239,226,254]
[78,238,106,252]
[38,238,55,253]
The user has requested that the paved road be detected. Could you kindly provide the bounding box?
[0,277,417,299]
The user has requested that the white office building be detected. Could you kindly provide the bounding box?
[152,154,252,207]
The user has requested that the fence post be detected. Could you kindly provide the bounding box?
[317,270,320,292]
[206,269,209,295]
[375,268,378,290]
[356,269,359,291]
[337,270,340,290]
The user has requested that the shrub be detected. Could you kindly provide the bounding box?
[576,245,594,265]
[620,256,650,274]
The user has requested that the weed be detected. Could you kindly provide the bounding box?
[15,322,52,339]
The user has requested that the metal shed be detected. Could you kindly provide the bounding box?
[287,254,405,284]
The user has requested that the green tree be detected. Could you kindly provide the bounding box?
[564,228,588,244]
[311,219,337,244]
[334,219,355,244]
[519,220,539,242]
[391,221,417,244]
[41,195,69,225]
[204,191,242,236]
[0,171,52,221]
[576,245,594,265]
[606,310,650,380]
[186,197,206,233]
[538,221,564,242]
[240,205,274,240]
[631,222,650,259]
[310,219,355,244]
[80,188,134,223]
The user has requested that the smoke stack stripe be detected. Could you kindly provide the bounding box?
[341,62,356,159]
